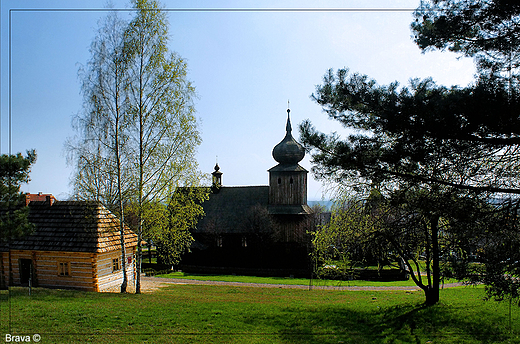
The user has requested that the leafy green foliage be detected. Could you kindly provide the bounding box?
[70,0,203,206]
[312,196,389,274]
[156,188,209,265]
[311,187,497,305]
[0,150,36,241]
[127,187,209,266]
[461,200,520,305]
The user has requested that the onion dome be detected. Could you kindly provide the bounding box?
[272,109,305,165]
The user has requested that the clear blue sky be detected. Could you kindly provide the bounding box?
[1,0,476,201]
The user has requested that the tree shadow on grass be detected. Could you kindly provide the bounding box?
[243,301,510,344]
[376,302,509,343]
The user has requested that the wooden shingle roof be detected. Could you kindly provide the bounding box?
[197,186,269,233]
[7,201,138,253]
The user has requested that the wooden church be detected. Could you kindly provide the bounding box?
[181,109,315,276]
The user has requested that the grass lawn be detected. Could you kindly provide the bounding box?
[155,271,458,287]
[1,283,518,343]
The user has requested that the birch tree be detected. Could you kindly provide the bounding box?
[123,0,202,293]
[69,0,203,294]
[69,10,133,292]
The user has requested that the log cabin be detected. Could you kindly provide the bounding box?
[0,198,138,291]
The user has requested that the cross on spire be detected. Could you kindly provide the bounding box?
[286,100,292,133]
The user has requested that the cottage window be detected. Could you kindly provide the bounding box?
[216,236,223,248]
[112,258,120,272]
[242,236,248,248]
[57,262,70,276]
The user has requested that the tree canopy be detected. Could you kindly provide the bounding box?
[301,70,520,195]
[301,0,520,195]
[0,150,37,242]
[412,0,520,82]
[150,187,208,266]
[301,0,520,305]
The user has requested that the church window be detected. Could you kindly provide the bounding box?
[290,177,294,184]
[216,236,223,248]
[277,177,281,185]
[242,236,248,247]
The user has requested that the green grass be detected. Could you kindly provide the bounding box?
[1,284,518,343]
[155,271,458,287]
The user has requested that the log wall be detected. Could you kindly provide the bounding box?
[0,248,135,292]
[96,247,135,291]
[2,250,96,291]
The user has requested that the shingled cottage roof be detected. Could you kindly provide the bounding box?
[7,201,138,253]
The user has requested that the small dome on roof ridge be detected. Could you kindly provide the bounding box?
[272,109,305,165]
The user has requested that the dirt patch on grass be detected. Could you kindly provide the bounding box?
[100,277,182,293]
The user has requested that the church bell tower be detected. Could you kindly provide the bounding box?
[268,108,310,215]
[211,163,223,193]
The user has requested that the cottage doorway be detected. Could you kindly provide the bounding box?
[19,259,33,285]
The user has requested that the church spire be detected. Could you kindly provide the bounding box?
[268,103,309,214]
[272,106,305,166]
[286,107,292,133]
